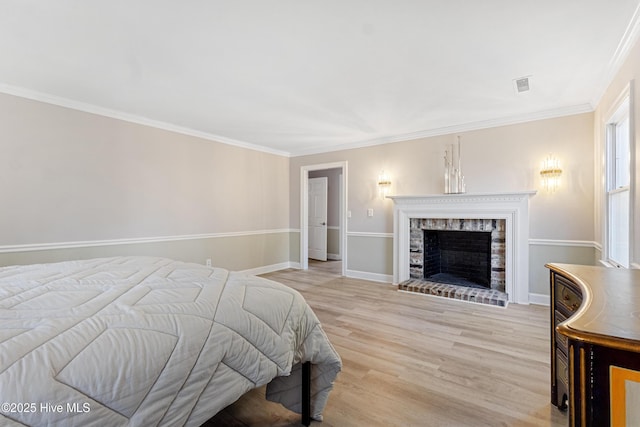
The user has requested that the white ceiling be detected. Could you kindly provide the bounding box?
[1,1,639,156]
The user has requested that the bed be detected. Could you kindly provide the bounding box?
[0,256,341,426]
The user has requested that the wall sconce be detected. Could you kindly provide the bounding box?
[540,154,562,193]
[377,170,392,199]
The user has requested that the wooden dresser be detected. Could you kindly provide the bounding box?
[547,263,640,427]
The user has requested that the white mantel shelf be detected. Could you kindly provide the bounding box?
[388,191,537,204]
[389,190,537,304]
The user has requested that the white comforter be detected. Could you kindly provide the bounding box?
[0,256,341,426]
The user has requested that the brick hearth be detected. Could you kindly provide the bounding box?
[399,278,509,307]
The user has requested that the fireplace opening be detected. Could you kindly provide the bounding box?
[423,230,491,288]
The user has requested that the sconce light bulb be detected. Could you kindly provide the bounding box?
[540,154,562,193]
[377,170,391,199]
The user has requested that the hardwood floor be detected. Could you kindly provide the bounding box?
[207,261,567,426]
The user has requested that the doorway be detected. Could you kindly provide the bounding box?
[300,162,347,276]
[308,176,328,261]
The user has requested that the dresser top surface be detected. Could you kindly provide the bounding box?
[547,263,640,351]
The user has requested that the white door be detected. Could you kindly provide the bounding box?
[308,177,328,261]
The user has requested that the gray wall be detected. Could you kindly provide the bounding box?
[0,92,292,271]
[0,90,601,301]
[291,112,597,293]
[529,243,597,298]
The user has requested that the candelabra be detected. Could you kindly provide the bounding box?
[444,136,466,194]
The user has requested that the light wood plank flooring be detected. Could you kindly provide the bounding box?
[207,261,567,426]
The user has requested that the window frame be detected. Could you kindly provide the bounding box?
[603,83,635,268]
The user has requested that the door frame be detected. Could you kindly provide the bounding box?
[300,161,348,276]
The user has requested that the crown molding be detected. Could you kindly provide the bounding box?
[290,103,594,157]
[1,82,595,159]
[590,2,640,107]
[0,83,291,157]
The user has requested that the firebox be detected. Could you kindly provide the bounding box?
[423,230,491,288]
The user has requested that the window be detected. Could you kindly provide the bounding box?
[606,95,631,268]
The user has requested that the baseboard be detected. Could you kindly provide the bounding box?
[345,269,393,284]
[529,293,550,306]
[240,262,299,276]
[327,253,342,261]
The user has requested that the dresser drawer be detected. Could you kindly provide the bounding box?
[555,280,582,314]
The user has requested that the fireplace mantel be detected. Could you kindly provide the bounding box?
[389,191,536,304]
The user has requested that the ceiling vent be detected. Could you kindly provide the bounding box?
[513,76,532,94]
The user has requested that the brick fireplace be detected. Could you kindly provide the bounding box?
[411,218,505,291]
[389,192,536,304]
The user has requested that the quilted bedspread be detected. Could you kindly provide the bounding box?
[0,256,341,426]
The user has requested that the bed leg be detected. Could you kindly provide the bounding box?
[302,361,311,426]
